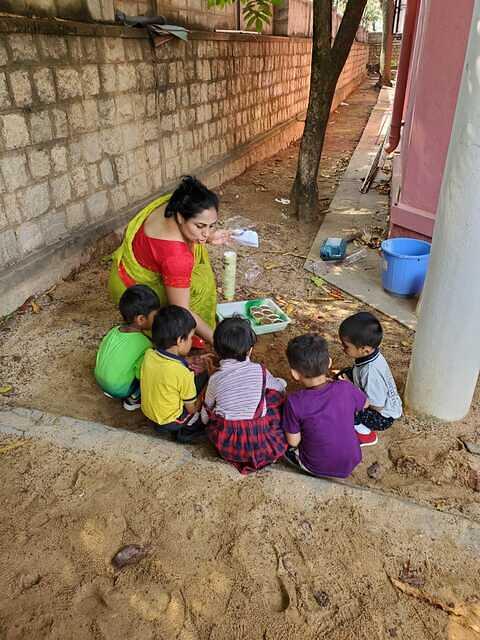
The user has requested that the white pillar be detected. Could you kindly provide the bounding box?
[405,3,480,421]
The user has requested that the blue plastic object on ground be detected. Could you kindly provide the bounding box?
[320,237,348,261]
[381,237,431,297]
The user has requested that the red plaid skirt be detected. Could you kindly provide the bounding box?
[206,388,287,475]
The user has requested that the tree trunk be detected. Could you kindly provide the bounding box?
[378,0,394,87]
[291,0,335,222]
[292,0,367,222]
[291,84,335,222]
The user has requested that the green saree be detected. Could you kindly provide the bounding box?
[108,194,217,328]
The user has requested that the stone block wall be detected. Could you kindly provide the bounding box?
[368,32,402,69]
[157,0,237,32]
[117,1,156,16]
[0,16,368,314]
[6,0,237,32]
[333,40,370,108]
[274,0,312,37]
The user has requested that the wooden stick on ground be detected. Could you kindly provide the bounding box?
[262,250,307,259]
[360,118,390,194]
[0,440,29,455]
[389,576,480,635]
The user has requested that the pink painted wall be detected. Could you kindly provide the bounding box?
[390,0,474,240]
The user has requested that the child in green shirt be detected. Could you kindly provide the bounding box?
[95,285,160,410]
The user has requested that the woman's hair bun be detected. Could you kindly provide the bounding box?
[179,175,198,190]
[165,175,219,220]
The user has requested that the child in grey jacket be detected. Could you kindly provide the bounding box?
[338,312,402,440]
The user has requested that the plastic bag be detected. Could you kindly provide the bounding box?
[231,229,259,248]
[343,248,368,266]
[242,258,263,286]
[223,216,259,248]
[223,215,256,231]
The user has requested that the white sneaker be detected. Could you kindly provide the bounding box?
[355,423,371,435]
[123,395,141,411]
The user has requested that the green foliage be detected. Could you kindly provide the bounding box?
[208,0,379,34]
[208,0,282,32]
[334,0,381,30]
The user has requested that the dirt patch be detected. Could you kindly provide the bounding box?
[1,437,479,640]
[1,80,479,518]
[0,79,479,637]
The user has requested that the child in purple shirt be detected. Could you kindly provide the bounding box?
[282,334,369,478]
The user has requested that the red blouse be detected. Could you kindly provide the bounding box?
[132,224,194,288]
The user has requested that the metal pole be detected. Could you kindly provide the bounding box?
[405,1,480,420]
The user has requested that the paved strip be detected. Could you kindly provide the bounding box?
[305,86,418,329]
[1,406,479,555]
[0,406,192,470]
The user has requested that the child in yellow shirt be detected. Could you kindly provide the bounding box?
[141,305,207,443]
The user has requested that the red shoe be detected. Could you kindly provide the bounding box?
[191,335,206,350]
[358,431,378,447]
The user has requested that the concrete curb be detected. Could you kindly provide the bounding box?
[0,406,192,471]
[1,406,479,555]
[266,470,480,555]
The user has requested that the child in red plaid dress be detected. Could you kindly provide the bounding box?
[201,317,287,474]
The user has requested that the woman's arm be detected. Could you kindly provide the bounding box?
[165,285,214,344]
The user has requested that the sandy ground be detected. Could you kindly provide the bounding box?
[1,434,480,640]
[1,80,479,638]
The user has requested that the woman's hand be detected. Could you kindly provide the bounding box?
[187,354,219,375]
[202,353,220,375]
[208,229,232,245]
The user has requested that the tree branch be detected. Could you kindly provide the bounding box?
[331,0,367,72]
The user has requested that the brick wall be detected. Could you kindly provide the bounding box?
[333,39,369,108]
[368,32,402,69]
[274,0,313,37]
[0,17,368,315]
[156,0,237,32]
[1,0,155,22]
[5,0,237,32]
[117,1,156,15]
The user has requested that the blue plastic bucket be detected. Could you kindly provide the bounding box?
[381,238,431,297]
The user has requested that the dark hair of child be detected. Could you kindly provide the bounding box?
[119,285,161,323]
[152,305,196,350]
[339,312,383,348]
[165,176,219,221]
[286,334,330,378]
[213,316,257,362]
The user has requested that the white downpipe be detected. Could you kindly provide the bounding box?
[405,2,480,420]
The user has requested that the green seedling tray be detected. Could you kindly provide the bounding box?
[216,298,291,335]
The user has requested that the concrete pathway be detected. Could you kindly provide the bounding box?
[2,407,479,555]
[0,406,192,471]
[306,87,418,330]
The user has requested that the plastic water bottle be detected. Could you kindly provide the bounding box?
[222,251,237,300]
